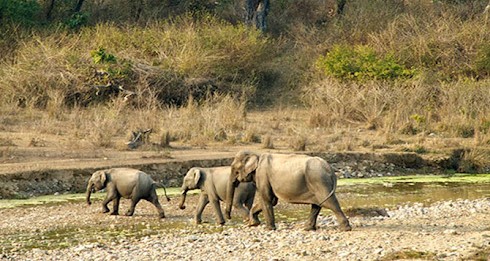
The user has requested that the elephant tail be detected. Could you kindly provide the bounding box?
[318,174,337,207]
[155,182,171,201]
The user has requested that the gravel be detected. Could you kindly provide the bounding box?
[1,196,489,261]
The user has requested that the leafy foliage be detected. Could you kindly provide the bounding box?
[0,0,41,25]
[65,12,89,30]
[316,45,416,81]
[90,47,117,64]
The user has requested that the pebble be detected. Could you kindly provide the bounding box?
[0,198,488,261]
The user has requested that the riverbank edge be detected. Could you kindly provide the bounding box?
[0,149,478,199]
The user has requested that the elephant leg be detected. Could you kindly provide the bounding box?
[321,195,352,231]
[147,190,165,218]
[245,194,254,210]
[260,188,277,230]
[126,198,141,216]
[233,199,251,222]
[210,199,225,225]
[101,190,117,214]
[249,201,262,226]
[234,203,250,222]
[305,204,321,231]
[110,195,121,215]
[195,194,209,224]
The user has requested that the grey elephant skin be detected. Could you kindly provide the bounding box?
[226,150,351,231]
[86,168,170,218]
[179,166,256,225]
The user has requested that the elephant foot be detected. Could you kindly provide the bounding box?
[218,221,225,226]
[304,226,317,231]
[159,212,165,219]
[102,208,110,213]
[339,224,352,231]
[266,225,277,231]
[110,211,119,216]
[248,220,260,227]
[195,219,202,225]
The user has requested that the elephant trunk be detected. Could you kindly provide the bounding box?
[160,184,171,202]
[225,179,236,220]
[86,181,93,205]
[179,189,188,210]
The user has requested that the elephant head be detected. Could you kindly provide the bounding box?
[86,170,108,205]
[225,150,259,219]
[179,168,202,210]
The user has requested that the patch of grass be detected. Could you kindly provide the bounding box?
[459,148,490,173]
[338,174,490,186]
[316,44,415,81]
[261,134,274,149]
[0,187,185,209]
[401,145,429,154]
[466,246,490,261]
[241,129,261,143]
[381,249,436,260]
[0,137,16,146]
[290,135,307,151]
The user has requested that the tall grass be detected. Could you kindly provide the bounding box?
[0,15,270,109]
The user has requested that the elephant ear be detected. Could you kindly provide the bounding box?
[244,154,259,175]
[193,168,202,187]
[97,170,107,185]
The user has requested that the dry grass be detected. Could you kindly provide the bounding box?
[261,135,274,149]
[1,1,490,170]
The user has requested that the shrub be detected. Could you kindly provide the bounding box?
[65,12,89,30]
[475,43,490,77]
[0,16,272,108]
[0,0,41,26]
[316,45,415,81]
[90,47,116,64]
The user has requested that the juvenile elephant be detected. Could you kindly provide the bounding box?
[225,150,351,231]
[179,166,256,225]
[86,168,170,218]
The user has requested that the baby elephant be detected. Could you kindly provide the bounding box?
[86,168,170,218]
[179,166,256,225]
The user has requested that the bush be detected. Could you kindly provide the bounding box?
[0,0,41,26]
[0,16,273,108]
[475,43,490,77]
[316,45,415,81]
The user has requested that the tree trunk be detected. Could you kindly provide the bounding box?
[73,0,85,13]
[46,0,56,20]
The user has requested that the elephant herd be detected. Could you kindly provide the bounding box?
[86,150,352,232]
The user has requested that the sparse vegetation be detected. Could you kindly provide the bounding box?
[381,249,436,260]
[1,0,490,168]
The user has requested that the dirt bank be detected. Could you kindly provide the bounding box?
[0,147,463,199]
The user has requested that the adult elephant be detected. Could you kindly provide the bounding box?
[86,168,170,218]
[225,150,351,231]
[179,166,256,225]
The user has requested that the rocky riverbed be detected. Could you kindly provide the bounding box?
[1,193,489,260]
